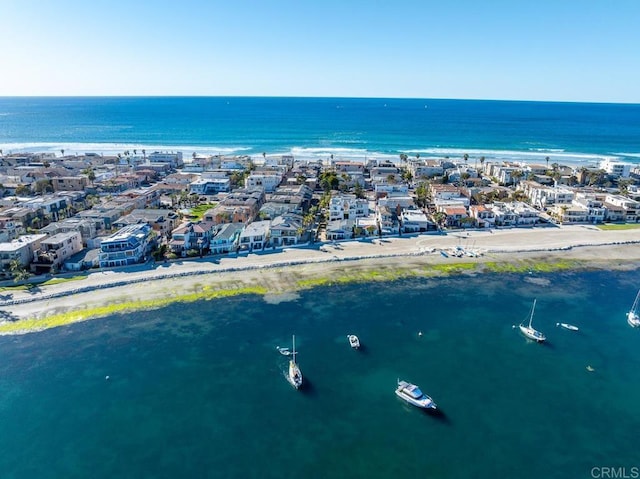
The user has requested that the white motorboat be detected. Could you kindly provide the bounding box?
[286,335,303,389]
[519,299,546,343]
[627,289,640,328]
[347,334,360,349]
[557,322,579,331]
[395,379,437,409]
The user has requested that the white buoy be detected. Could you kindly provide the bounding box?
[105,375,110,381]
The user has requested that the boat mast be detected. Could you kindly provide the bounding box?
[529,299,537,328]
[292,335,297,363]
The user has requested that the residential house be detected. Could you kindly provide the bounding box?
[600,158,632,178]
[0,216,25,241]
[373,183,409,198]
[401,209,435,233]
[328,194,369,221]
[98,224,153,268]
[203,188,264,224]
[604,194,639,222]
[573,193,606,224]
[469,205,496,228]
[269,213,305,247]
[77,207,125,231]
[376,204,396,234]
[39,217,98,246]
[325,219,356,241]
[113,209,179,240]
[51,176,88,192]
[490,203,519,227]
[245,171,283,193]
[169,221,214,256]
[409,159,444,179]
[190,177,231,195]
[63,248,100,272]
[148,151,184,168]
[209,223,243,255]
[0,234,47,279]
[30,231,83,274]
[437,205,469,228]
[238,220,270,251]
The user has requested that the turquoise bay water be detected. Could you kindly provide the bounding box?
[1,270,639,478]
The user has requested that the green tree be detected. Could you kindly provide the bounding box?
[319,171,340,192]
[15,184,31,196]
[414,181,429,208]
[9,259,30,283]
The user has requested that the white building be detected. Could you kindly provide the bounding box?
[99,224,153,268]
[0,234,47,278]
[31,231,83,274]
[328,194,370,221]
[400,210,434,233]
[244,172,283,193]
[148,151,184,168]
[238,220,270,251]
[190,178,231,195]
[600,158,631,178]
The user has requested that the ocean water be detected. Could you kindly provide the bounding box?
[1,270,639,478]
[1,97,640,165]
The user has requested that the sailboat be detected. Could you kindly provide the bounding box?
[627,289,640,328]
[286,335,303,389]
[519,299,546,342]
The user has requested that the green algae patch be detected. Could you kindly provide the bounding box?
[0,285,267,335]
[597,223,640,231]
[293,262,475,291]
[426,263,476,275]
[40,276,88,286]
[482,259,581,274]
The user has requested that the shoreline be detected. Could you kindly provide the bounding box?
[2,225,640,335]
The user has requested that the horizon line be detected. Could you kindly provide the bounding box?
[0,94,638,106]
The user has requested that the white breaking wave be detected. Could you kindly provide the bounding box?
[0,142,251,156]
[398,147,613,166]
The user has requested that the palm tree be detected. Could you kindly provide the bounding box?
[463,153,469,165]
[9,259,30,283]
[545,156,550,169]
[142,149,147,162]
[511,170,524,186]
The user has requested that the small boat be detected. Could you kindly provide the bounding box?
[519,299,546,343]
[276,346,291,356]
[286,335,303,389]
[586,365,595,372]
[395,379,437,409]
[440,251,449,258]
[347,334,360,349]
[556,322,579,331]
[627,289,640,328]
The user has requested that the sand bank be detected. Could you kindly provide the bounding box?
[1,225,640,335]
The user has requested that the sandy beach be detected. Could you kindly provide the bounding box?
[2,225,640,335]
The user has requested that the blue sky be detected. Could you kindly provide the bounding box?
[2,0,639,102]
